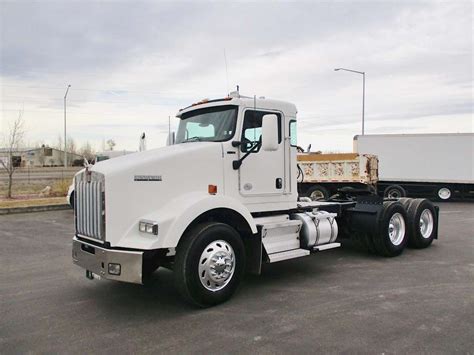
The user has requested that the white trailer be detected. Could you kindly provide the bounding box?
[354,133,474,200]
[297,153,378,200]
[71,93,440,307]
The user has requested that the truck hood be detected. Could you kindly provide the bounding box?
[83,142,225,247]
[88,142,221,177]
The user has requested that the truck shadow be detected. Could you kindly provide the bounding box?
[85,242,378,317]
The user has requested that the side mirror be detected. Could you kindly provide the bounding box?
[261,114,279,151]
[166,131,175,146]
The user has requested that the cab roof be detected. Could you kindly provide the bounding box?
[177,92,297,118]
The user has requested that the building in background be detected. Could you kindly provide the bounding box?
[0,146,83,167]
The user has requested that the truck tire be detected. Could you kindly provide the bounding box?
[174,222,245,307]
[383,185,406,199]
[372,201,408,257]
[307,185,330,201]
[406,198,437,249]
[437,187,452,201]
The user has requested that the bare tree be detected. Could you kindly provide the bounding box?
[106,139,116,151]
[1,111,25,198]
[67,137,77,155]
[79,141,95,162]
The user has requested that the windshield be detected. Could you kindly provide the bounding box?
[175,105,238,143]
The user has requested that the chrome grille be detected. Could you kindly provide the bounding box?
[75,174,105,241]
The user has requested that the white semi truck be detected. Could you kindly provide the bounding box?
[72,93,439,307]
[354,133,474,200]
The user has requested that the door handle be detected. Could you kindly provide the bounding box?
[275,178,282,189]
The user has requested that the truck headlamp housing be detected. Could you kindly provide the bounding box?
[139,220,158,236]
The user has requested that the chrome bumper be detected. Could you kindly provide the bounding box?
[72,237,143,284]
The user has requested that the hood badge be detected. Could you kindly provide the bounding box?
[134,175,162,182]
[84,158,93,183]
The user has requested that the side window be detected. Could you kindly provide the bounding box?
[289,120,297,147]
[241,110,281,152]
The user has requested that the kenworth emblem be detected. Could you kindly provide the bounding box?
[134,175,162,182]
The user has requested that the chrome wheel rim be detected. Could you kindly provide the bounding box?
[310,190,325,201]
[198,240,235,292]
[388,212,406,246]
[419,209,434,239]
[438,188,451,200]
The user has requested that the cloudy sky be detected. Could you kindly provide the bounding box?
[1,0,472,153]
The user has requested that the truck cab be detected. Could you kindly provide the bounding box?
[72,92,439,307]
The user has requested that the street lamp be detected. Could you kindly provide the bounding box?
[335,68,365,135]
[64,85,71,168]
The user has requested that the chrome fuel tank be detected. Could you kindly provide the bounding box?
[291,211,338,249]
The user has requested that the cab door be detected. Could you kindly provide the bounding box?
[238,109,285,196]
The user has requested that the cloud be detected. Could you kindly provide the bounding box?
[1,1,472,152]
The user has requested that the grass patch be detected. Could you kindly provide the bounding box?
[0,197,68,209]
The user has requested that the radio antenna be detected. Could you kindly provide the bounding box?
[224,49,229,95]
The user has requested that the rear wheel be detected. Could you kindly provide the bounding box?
[174,222,245,307]
[384,185,406,199]
[437,187,452,201]
[406,198,437,248]
[307,185,330,201]
[372,201,409,257]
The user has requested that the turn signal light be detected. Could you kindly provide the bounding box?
[208,184,217,195]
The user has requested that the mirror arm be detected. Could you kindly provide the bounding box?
[233,142,261,170]
[231,141,242,147]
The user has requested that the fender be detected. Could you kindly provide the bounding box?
[115,192,257,250]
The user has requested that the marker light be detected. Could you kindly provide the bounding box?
[139,220,158,235]
[208,184,217,195]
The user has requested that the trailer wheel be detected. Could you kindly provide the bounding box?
[437,187,452,201]
[174,222,245,307]
[383,185,406,199]
[307,185,330,201]
[406,199,437,249]
[372,201,408,257]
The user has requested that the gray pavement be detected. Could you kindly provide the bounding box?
[1,203,473,354]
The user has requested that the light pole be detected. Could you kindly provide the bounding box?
[64,84,71,168]
[335,68,365,135]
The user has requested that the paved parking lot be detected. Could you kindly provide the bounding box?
[1,203,473,353]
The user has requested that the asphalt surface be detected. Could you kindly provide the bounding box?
[1,203,473,354]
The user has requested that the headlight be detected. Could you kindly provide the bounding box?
[139,220,158,235]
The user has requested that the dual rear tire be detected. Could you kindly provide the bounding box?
[364,198,437,256]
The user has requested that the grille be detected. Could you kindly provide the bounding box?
[75,174,105,241]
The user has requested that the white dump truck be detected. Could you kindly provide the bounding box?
[354,133,474,200]
[72,93,439,307]
[297,153,378,200]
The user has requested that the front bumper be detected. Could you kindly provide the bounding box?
[72,237,143,284]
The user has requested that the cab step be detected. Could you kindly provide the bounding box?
[313,242,341,251]
[268,248,310,263]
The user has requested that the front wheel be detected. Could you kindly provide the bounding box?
[174,222,245,307]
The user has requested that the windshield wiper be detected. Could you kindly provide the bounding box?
[181,137,204,143]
